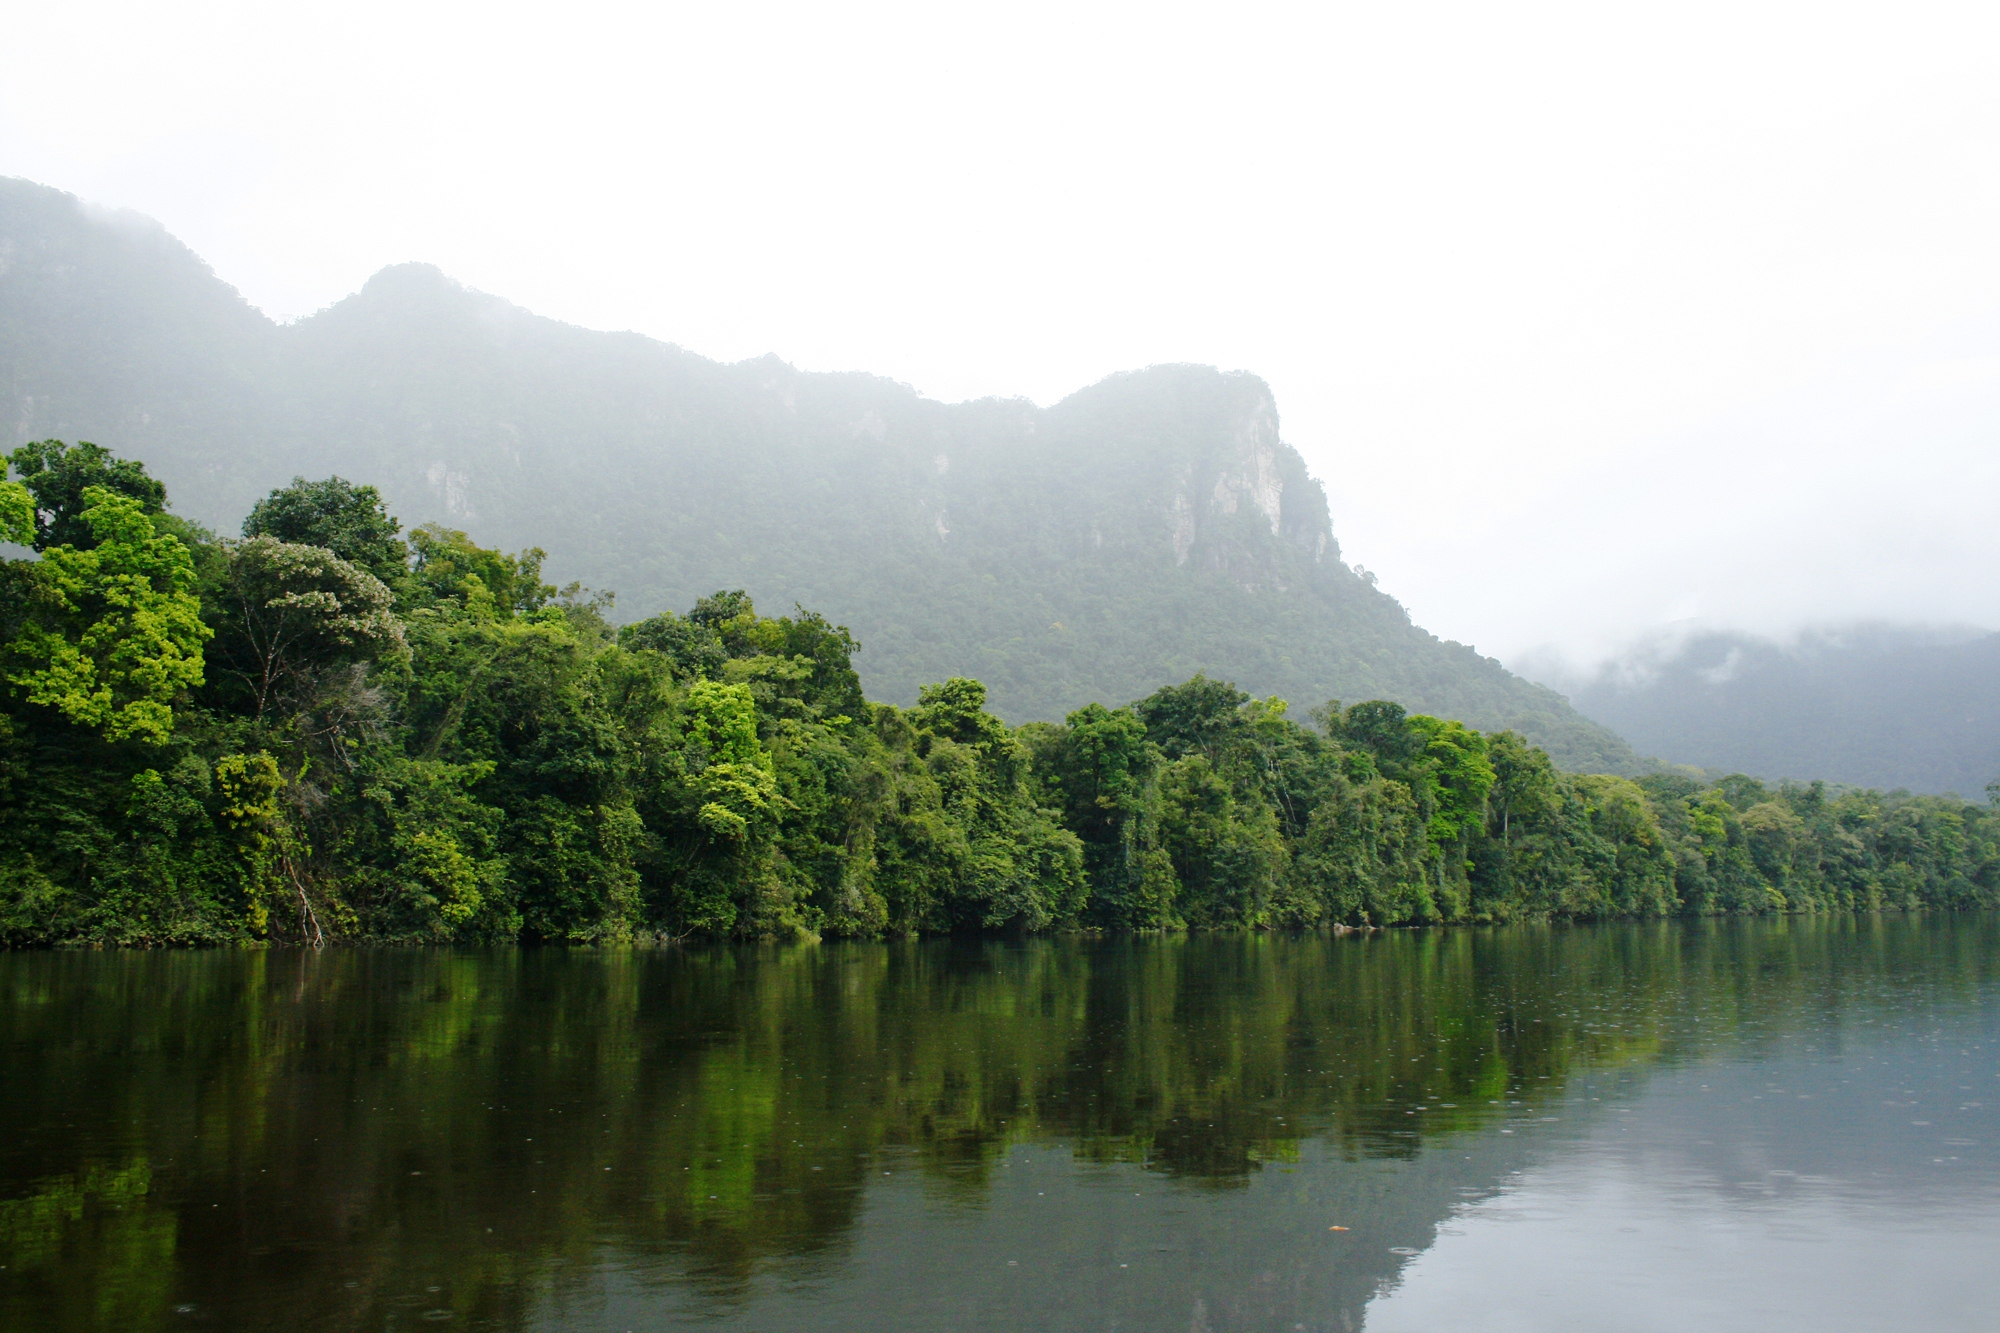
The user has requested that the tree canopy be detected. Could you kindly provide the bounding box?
[0,444,1993,946]
[5,485,209,745]
[7,440,167,551]
[241,476,407,583]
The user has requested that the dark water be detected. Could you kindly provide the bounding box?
[2,916,1998,1332]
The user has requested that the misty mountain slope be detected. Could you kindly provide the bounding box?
[0,180,285,486]
[1551,626,2000,796]
[1,177,1635,770]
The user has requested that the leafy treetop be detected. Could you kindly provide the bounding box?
[407,524,555,618]
[7,440,167,551]
[5,486,210,744]
[242,476,407,583]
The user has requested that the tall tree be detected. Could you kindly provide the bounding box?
[214,536,405,721]
[0,480,33,548]
[242,476,407,583]
[7,440,168,551]
[6,486,209,743]
[407,524,554,617]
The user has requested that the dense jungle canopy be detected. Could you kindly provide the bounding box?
[0,444,1992,946]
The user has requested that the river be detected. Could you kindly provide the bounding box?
[2,915,1996,1331]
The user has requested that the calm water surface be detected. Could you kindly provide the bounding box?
[2,916,1997,1332]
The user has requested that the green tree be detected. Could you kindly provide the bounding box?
[6,487,210,744]
[213,536,405,720]
[619,609,725,680]
[241,476,407,582]
[1409,715,1495,845]
[684,679,783,841]
[6,441,167,552]
[1332,700,1425,774]
[1292,774,1432,924]
[910,677,1010,750]
[1031,703,1165,925]
[0,480,34,547]
[1484,732,1559,846]
[1134,673,1249,763]
[1158,752,1285,925]
[407,524,555,617]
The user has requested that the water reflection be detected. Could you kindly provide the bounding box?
[1,916,1995,1332]
[1367,1024,2000,1333]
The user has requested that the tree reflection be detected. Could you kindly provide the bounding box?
[1,914,1995,1330]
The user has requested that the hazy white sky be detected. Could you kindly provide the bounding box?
[6,0,1997,667]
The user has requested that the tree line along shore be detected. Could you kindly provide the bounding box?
[0,441,1992,945]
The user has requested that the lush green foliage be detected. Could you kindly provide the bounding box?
[0,446,1994,946]
[4,485,209,746]
[7,439,167,552]
[240,474,408,582]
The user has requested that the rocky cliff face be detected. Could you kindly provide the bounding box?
[0,177,1637,770]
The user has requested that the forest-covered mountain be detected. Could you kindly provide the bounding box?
[1548,626,2000,797]
[0,176,1633,770]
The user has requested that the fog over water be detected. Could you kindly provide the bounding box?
[5,0,1998,667]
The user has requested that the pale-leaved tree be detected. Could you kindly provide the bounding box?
[222,536,405,722]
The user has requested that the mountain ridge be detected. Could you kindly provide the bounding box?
[1546,624,2000,795]
[1,176,1637,770]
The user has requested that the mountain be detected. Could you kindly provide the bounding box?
[0,176,1636,770]
[1545,625,2000,796]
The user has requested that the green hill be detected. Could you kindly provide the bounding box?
[0,176,1635,770]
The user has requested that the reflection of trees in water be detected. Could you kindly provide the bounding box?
[0,915,1994,1331]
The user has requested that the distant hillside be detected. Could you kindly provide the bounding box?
[1545,626,2000,796]
[0,177,1636,770]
